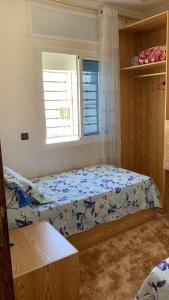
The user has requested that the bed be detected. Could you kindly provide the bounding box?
[135,258,169,300]
[5,164,161,249]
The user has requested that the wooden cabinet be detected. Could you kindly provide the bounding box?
[120,11,169,210]
[10,221,80,300]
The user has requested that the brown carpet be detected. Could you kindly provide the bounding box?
[79,214,169,300]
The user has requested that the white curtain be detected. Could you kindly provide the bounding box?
[98,7,121,166]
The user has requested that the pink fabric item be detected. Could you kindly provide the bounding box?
[138,45,166,65]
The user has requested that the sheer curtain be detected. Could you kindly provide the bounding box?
[98,7,121,166]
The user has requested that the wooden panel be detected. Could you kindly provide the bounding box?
[10,221,78,278]
[119,31,141,68]
[68,208,156,251]
[165,12,169,120]
[0,143,15,300]
[13,255,79,300]
[164,120,169,169]
[137,75,165,193]
[140,27,166,50]
[120,11,167,33]
[121,74,165,193]
[163,170,169,211]
[10,221,79,300]
[163,12,169,211]
[120,75,141,172]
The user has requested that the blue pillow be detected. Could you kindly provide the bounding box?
[14,187,32,208]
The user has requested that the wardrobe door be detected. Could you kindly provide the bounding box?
[0,144,15,300]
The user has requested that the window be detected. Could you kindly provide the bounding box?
[42,52,79,144]
[82,60,99,136]
[42,52,99,145]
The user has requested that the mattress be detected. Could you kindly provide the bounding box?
[7,165,161,237]
[135,258,169,300]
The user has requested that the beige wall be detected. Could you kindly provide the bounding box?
[0,0,100,178]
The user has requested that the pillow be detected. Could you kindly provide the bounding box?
[5,186,37,230]
[3,166,45,205]
[5,185,32,208]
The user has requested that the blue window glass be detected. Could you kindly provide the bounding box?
[82,60,99,136]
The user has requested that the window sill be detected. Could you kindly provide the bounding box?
[42,135,101,150]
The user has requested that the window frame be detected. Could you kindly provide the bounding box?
[39,49,100,150]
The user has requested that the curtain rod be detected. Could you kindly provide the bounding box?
[50,0,135,19]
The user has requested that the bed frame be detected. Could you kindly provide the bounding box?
[68,208,156,250]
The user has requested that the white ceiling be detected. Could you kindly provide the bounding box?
[97,0,169,13]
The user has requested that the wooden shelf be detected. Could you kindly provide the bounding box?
[135,72,166,79]
[120,11,167,33]
[120,61,166,72]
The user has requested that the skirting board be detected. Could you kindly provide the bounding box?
[67,208,156,251]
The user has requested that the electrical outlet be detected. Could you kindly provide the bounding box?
[21,133,29,140]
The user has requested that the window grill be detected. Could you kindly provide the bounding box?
[43,69,78,144]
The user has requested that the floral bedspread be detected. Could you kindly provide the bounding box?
[135,259,169,300]
[7,165,161,236]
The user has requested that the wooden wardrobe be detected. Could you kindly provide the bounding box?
[120,11,169,211]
